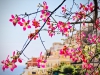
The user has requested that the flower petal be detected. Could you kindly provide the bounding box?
[18,22,23,26]
[13,51,15,56]
[23,27,26,31]
[11,15,15,18]
[27,25,31,28]
[90,2,93,6]
[43,1,47,5]
[1,60,4,64]
[40,52,42,57]
[18,58,22,63]
[22,18,25,22]
[13,22,17,26]
[17,17,21,21]
[2,66,5,71]
[27,20,30,23]
[9,19,13,22]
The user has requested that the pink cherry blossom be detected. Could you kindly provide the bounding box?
[37,52,46,68]
[1,51,22,71]
[42,1,48,10]
[18,18,31,31]
[87,2,94,12]
[62,5,66,14]
[9,15,20,26]
[80,3,88,11]
[40,10,50,22]
[32,19,40,28]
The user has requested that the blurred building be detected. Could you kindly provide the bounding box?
[22,43,71,75]
[26,57,38,69]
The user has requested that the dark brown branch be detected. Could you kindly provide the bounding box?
[70,21,93,24]
[93,0,98,22]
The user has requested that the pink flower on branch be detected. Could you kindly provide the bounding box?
[1,55,10,71]
[42,1,48,10]
[37,52,46,68]
[62,5,66,14]
[32,19,40,28]
[1,51,22,71]
[28,29,39,40]
[80,3,88,11]
[72,11,86,21]
[11,51,22,63]
[40,1,50,23]
[47,24,56,37]
[87,2,94,12]
[18,18,31,31]
[40,10,50,22]
[82,62,94,70]
[88,34,99,44]
[57,21,72,36]
[9,63,17,71]
[48,30,55,37]
[9,15,21,26]
[59,46,71,56]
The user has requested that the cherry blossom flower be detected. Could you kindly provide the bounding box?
[57,21,71,36]
[40,10,50,22]
[40,2,50,22]
[59,49,65,55]
[59,46,70,56]
[28,33,34,40]
[81,55,87,63]
[46,18,51,25]
[72,11,86,20]
[1,51,22,71]
[82,62,94,70]
[42,1,48,10]
[18,18,31,31]
[32,19,40,28]
[80,3,88,11]
[48,30,55,37]
[1,56,10,71]
[47,24,56,37]
[11,51,22,63]
[9,15,20,26]
[71,56,78,62]
[87,2,94,12]
[62,5,66,14]
[81,32,86,39]
[28,29,39,40]
[88,34,97,44]
[9,63,17,71]
[37,52,46,68]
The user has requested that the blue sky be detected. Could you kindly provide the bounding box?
[0,0,91,66]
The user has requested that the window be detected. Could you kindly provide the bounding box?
[32,72,36,74]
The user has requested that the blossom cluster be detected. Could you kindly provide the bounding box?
[36,52,46,68]
[1,1,100,75]
[1,51,22,71]
[59,45,94,71]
